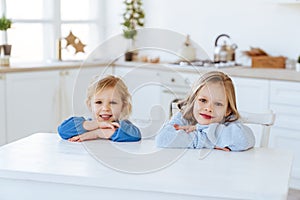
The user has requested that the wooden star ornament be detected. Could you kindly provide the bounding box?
[64,31,77,46]
[73,39,86,54]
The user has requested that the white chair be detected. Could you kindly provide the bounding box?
[171,103,275,148]
[240,111,275,148]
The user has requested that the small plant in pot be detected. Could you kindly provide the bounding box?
[121,0,145,61]
[0,15,12,56]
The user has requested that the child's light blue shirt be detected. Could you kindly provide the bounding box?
[155,112,255,151]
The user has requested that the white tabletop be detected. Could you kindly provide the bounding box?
[0,133,293,200]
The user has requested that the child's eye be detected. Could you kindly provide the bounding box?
[95,101,102,104]
[215,102,224,106]
[198,98,207,103]
[110,101,117,105]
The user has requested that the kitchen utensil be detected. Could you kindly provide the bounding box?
[214,34,237,63]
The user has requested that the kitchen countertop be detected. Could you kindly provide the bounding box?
[0,133,293,200]
[1,61,300,82]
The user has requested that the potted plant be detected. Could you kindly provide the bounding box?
[121,0,145,61]
[0,15,12,56]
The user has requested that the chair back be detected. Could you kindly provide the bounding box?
[240,111,275,148]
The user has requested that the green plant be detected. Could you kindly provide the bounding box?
[121,0,145,39]
[298,55,300,63]
[0,15,12,31]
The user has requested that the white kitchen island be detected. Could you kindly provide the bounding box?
[0,133,293,200]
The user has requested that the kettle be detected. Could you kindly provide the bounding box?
[213,34,237,63]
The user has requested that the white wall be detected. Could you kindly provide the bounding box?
[104,0,300,64]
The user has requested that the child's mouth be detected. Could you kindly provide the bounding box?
[200,113,213,119]
[100,114,113,121]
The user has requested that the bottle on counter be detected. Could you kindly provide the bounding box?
[178,35,196,62]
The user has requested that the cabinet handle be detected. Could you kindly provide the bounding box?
[60,71,69,76]
[0,74,5,80]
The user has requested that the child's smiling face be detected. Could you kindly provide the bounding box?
[91,87,123,122]
[193,82,230,125]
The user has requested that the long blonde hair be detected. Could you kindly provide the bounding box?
[178,71,240,124]
[86,75,132,120]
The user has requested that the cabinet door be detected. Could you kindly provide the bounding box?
[0,74,6,146]
[231,77,270,113]
[231,77,270,147]
[269,80,300,189]
[6,71,60,143]
[56,69,78,125]
[114,66,162,138]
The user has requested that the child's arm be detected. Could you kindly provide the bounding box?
[155,112,196,148]
[110,120,141,142]
[57,117,88,140]
[68,127,117,142]
[204,121,256,151]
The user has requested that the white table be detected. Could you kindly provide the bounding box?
[0,133,293,200]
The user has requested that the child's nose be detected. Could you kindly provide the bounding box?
[204,103,213,112]
[102,103,110,110]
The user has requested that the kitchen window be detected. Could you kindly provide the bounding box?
[2,0,106,63]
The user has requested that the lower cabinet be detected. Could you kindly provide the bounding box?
[0,74,6,146]
[269,80,300,190]
[5,71,60,143]
[231,77,270,147]
[231,77,270,113]
[114,66,162,138]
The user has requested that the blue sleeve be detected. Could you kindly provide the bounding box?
[110,120,141,142]
[204,121,256,151]
[57,117,87,140]
[155,112,196,148]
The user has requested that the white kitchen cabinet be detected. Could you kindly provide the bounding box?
[114,66,162,138]
[269,80,300,190]
[0,74,6,146]
[6,71,60,143]
[225,77,270,147]
[231,77,270,113]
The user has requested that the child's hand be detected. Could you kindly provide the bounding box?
[214,146,231,152]
[173,124,196,133]
[98,121,120,129]
[68,132,97,142]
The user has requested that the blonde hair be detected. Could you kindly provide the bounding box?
[178,71,239,124]
[86,75,132,120]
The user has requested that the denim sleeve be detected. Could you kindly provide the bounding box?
[57,117,87,140]
[110,120,141,142]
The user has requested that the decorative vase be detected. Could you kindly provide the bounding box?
[124,38,137,62]
[2,44,12,56]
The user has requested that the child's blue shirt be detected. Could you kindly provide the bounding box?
[57,117,141,142]
[155,112,255,151]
